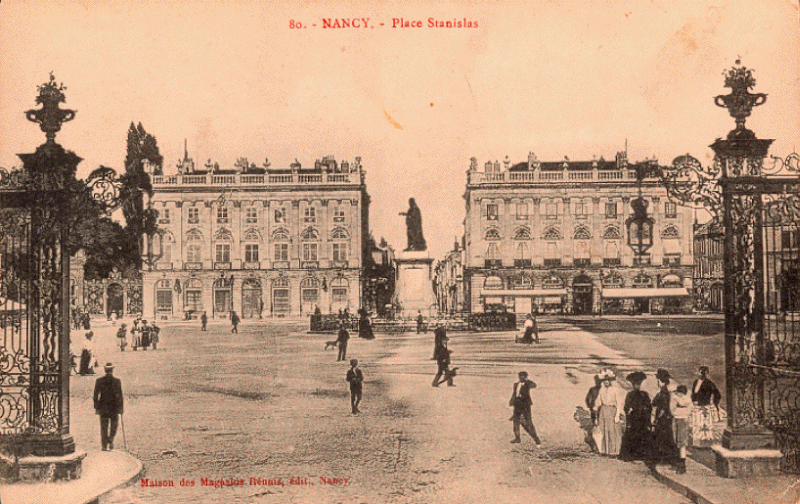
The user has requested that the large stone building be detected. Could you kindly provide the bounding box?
[433,239,466,314]
[462,151,694,315]
[693,220,724,312]
[142,149,369,320]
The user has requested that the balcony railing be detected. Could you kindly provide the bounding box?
[152,172,360,187]
[467,168,659,185]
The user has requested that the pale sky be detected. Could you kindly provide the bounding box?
[2,0,798,260]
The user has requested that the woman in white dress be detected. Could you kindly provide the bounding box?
[593,369,625,455]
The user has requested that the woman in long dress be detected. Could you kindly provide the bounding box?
[619,371,652,461]
[78,331,96,375]
[593,369,624,456]
[650,368,679,466]
[358,308,375,340]
[690,365,722,447]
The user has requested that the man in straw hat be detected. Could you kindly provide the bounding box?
[93,363,124,451]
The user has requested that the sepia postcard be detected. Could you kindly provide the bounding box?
[1,1,799,503]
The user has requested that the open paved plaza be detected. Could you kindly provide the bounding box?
[63,317,729,504]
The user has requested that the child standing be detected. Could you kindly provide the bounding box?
[670,384,692,474]
[346,359,363,414]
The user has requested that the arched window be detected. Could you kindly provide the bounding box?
[513,227,532,240]
[662,274,682,287]
[512,275,533,290]
[273,229,290,263]
[214,228,233,241]
[542,275,564,289]
[542,226,563,240]
[331,227,349,240]
[273,277,290,288]
[602,226,621,239]
[485,228,501,241]
[633,274,653,288]
[602,274,624,288]
[573,226,592,240]
[661,226,680,239]
[184,278,203,312]
[186,229,203,263]
[243,228,261,242]
[301,227,319,240]
[301,227,320,264]
[186,229,203,241]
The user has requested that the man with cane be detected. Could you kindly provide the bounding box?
[93,363,124,451]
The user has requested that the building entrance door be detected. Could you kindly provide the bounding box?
[272,288,290,316]
[572,275,593,315]
[241,279,262,319]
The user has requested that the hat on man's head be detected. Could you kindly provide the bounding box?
[103,363,114,372]
[656,368,671,383]
[518,371,528,378]
[699,365,710,373]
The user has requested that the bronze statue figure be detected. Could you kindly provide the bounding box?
[399,197,427,251]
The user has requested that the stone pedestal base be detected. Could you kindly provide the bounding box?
[722,426,776,450]
[394,251,436,317]
[1,451,86,483]
[712,444,782,478]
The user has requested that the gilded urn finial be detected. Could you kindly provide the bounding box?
[714,60,767,135]
[25,72,76,144]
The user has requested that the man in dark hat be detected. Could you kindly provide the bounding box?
[336,322,350,361]
[93,363,124,451]
[432,336,455,387]
[509,371,541,445]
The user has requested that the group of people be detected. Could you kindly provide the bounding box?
[515,314,540,344]
[116,318,161,351]
[72,307,92,331]
[584,365,722,474]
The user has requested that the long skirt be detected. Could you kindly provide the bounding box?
[597,405,622,455]
[690,405,720,446]
[78,349,93,375]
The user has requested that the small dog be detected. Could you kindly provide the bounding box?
[324,340,339,350]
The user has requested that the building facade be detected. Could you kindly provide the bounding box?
[693,220,724,312]
[433,239,466,314]
[142,151,369,320]
[462,152,694,315]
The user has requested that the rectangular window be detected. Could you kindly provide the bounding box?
[332,288,347,303]
[217,206,229,224]
[663,254,681,266]
[603,258,621,266]
[215,243,230,262]
[333,207,346,222]
[573,258,591,267]
[665,202,677,218]
[188,207,199,224]
[245,207,258,224]
[545,202,558,219]
[332,243,348,262]
[156,290,172,312]
[302,243,318,261]
[633,254,651,266]
[782,230,799,250]
[274,243,288,261]
[274,208,286,223]
[304,206,316,223]
[185,291,202,312]
[575,200,588,219]
[486,204,498,221]
[605,202,617,219]
[543,258,562,267]
[516,203,528,220]
[158,209,170,224]
[245,244,259,262]
[186,244,202,263]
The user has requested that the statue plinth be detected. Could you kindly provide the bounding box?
[394,250,436,318]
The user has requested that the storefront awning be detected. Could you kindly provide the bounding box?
[601,287,688,299]
[481,289,568,297]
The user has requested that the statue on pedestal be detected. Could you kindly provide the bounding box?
[399,198,426,251]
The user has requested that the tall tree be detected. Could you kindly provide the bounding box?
[120,122,162,268]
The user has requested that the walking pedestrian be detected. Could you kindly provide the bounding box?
[593,369,624,456]
[432,336,455,387]
[619,371,652,461]
[584,373,603,452]
[140,320,151,350]
[432,325,446,359]
[531,314,539,344]
[690,365,721,447]
[201,311,208,331]
[230,311,240,333]
[416,311,424,334]
[79,331,97,375]
[336,322,350,361]
[150,322,161,350]
[509,371,542,445]
[93,363,124,451]
[671,384,692,474]
[346,359,364,414]
[116,323,128,352]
